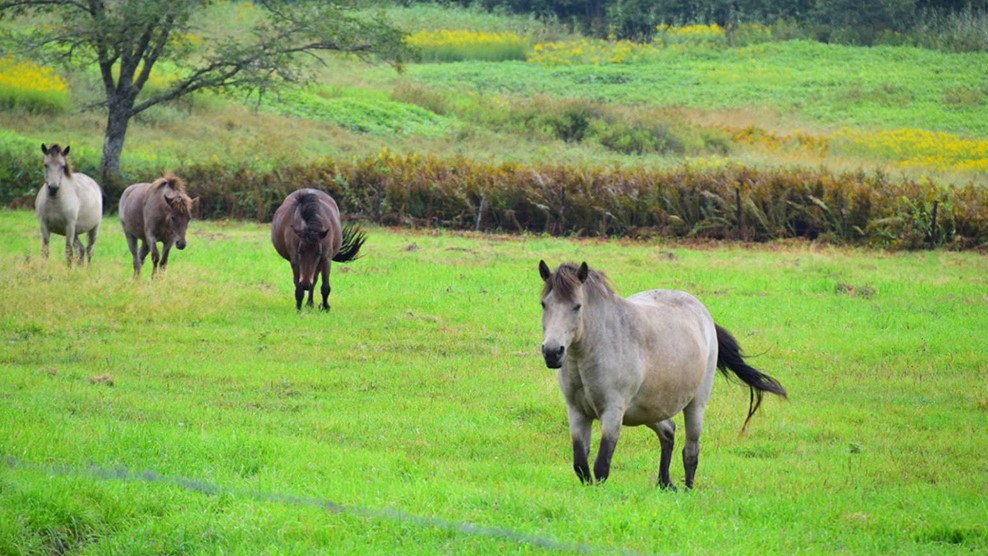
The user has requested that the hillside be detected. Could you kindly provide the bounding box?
[1,3,986,247]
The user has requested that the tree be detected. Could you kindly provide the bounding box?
[0,0,408,190]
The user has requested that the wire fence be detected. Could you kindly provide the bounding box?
[3,456,647,555]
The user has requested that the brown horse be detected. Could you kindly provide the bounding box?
[119,174,198,278]
[271,189,365,310]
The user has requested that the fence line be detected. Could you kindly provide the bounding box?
[3,456,647,555]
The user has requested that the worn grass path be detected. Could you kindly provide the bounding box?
[1,209,985,554]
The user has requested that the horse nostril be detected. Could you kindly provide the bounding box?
[557,345,565,356]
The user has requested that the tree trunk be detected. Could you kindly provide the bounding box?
[100,101,132,200]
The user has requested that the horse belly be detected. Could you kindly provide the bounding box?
[622,387,697,426]
[39,206,70,235]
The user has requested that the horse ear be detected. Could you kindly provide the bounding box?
[63,145,70,156]
[41,143,49,154]
[577,262,589,283]
[191,196,200,211]
[539,260,552,281]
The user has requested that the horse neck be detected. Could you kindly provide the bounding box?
[572,288,630,355]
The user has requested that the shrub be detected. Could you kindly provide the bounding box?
[161,152,988,250]
[0,55,71,114]
[406,30,529,62]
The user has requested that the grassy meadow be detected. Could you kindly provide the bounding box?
[1,209,986,554]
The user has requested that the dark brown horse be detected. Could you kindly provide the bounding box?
[271,189,365,310]
[119,174,198,278]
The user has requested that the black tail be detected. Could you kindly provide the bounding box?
[715,324,788,432]
[333,223,366,263]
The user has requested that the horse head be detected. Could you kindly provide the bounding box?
[159,175,197,250]
[41,143,72,196]
[291,224,330,289]
[538,260,590,369]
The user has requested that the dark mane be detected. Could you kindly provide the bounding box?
[296,192,326,241]
[542,262,615,301]
[44,144,73,177]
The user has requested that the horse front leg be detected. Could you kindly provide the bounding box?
[318,261,332,311]
[593,408,624,484]
[292,265,305,310]
[567,407,593,484]
[39,223,50,260]
[63,222,77,266]
[648,419,677,490]
[158,240,174,275]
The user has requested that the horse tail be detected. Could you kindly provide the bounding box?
[715,323,788,432]
[333,222,366,263]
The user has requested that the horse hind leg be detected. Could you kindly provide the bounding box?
[648,419,677,490]
[84,227,99,265]
[74,235,85,266]
[125,235,141,277]
[682,400,708,490]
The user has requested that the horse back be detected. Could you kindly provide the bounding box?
[73,173,103,231]
[619,289,718,423]
[270,189,343,262]
[119,182,153,238]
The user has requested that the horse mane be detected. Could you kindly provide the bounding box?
[295,192,327,242]
[45,144,73,177]
[543,262,615,301]
[152,173,192,213]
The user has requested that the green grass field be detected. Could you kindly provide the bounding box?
[1,209,985,554]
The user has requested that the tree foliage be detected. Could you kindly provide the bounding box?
[0,0,409,191]
[427,0,985,41]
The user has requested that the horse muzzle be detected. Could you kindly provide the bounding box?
[176,240,187,250]
[542,343,566,369]
[46,184,60,196]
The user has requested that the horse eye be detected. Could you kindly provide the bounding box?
[540,301,546,309]
[573,304,582,312]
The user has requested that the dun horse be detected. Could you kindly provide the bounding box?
[538,261,787,489]
[119,174,198,278]
[35,144,103,265]
[271,189,365,310]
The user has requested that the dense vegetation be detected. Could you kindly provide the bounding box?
[425,0,988,48]
[1,2,986,249]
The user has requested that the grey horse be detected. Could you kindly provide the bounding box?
[538,260,787,489]
[35,144,103,265]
